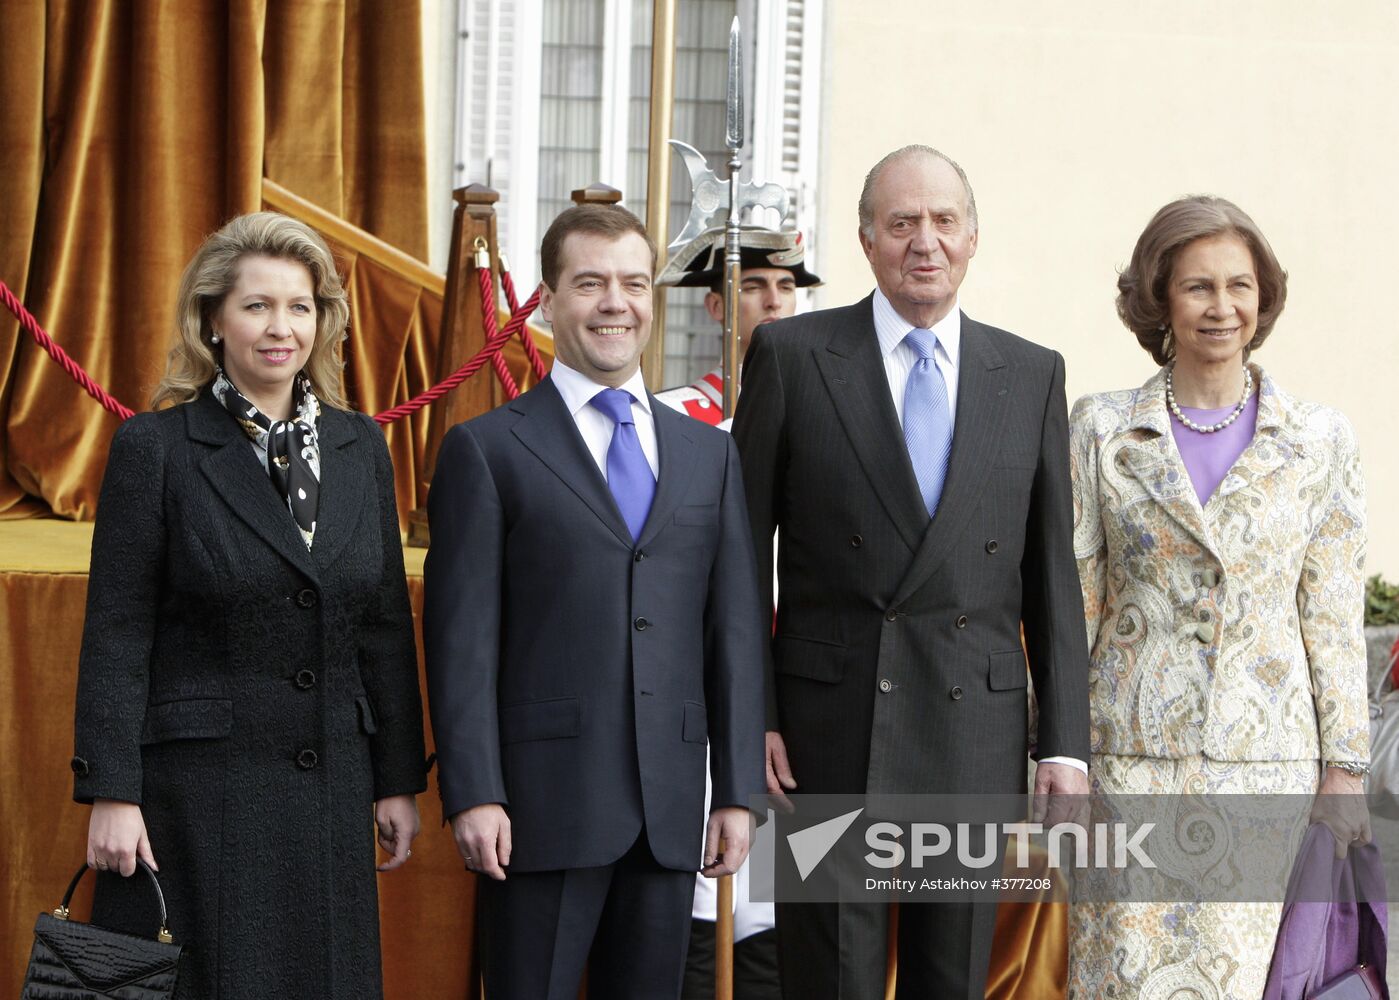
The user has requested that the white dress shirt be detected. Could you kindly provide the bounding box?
[549,360,660,479]
[870,289,1086,777]
[872,287,962,430]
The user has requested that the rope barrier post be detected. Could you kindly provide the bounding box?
[408,183,501,547]
[570,183,623,207]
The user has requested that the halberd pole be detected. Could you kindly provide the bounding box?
[721,16,744,419]
[642,0,678,392]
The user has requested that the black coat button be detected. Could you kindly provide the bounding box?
[296,749,319,770]
[956,615,969,629]
[985,539,999,554]
[950,686,964,700]
[70,756,90,777]
[295,669,317,690]
[634,551,646,562]
[295,588,317,609]
[850,535,863,548]
[885,609,898,622]
[634,617,649,631]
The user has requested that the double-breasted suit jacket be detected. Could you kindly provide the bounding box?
[732,295,1091,798]
[1069,364,1369,763]
[423,376,766,874]
[72,390,427,1000]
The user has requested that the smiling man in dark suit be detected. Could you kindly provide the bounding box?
[732,145,1091,999]
[423,204,766,1000]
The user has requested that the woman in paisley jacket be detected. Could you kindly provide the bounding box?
[1066,196,1370,1000]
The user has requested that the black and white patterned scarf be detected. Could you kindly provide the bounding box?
[213,368,321,549]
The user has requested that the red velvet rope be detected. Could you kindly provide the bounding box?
[0,276,541,427]
[482,268,521,401]
[371,282,542,424]
[0,280,135,420]
[499,267,548,382]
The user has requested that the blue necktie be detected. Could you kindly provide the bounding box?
[590,388,656,541]
[902,328,953,517]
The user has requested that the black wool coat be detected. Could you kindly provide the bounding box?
[72,390,426,1000]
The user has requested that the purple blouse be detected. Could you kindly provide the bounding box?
[1169,391,1260,507]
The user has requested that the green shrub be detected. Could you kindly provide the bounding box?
[1366,574,1399,627]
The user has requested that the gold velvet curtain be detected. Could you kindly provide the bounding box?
[0,0,433,521]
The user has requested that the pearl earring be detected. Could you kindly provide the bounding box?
[211,333,221,344]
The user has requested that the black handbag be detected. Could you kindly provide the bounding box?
[21,859,181,999]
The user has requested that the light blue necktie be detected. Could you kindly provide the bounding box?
[590,388,656,541]
[902,328,953,517]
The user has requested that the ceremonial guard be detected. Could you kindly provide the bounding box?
[655,228,821,429]
[655,224,821,999]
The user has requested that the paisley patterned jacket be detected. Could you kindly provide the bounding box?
[1069,364,1369,764]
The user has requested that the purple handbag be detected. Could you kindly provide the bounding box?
[1263,822,1389,1000]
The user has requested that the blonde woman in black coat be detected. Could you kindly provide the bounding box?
[72,212,426,999]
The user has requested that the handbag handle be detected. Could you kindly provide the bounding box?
[53,859,172,944]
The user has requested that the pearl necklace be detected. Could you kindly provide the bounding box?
[1165,365,1253,433]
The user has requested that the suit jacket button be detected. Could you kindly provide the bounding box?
[295,669,317,690]
[956,615,969,629]
[70,756,90,777]
[295,588,317,609]
[850,535,863,548]
[296,749,319,770]
[950,686,964,700]
[634,551,646,562]
[878,679,892,693]
[1195,622,1215,643]
[985,539,999,554]
[885,609,898,622]
[634,617,649,631]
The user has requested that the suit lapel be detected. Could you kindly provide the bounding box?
[637,397,698,548]
[189,391,320,581]
[308,409,365,573]
[814,296,927,552]
[1210,366,1298,505]
[892,318,1009,606]
[510,378,636,547]
[1115,368,1213,551]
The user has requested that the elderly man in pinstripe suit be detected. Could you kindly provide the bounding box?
[731,145,1091,1000]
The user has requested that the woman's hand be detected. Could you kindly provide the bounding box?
[374,794,420,871]
[88,799,156,876]
[1309,766,1372,859]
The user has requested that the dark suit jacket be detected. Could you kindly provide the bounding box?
[423,376,766,873]
[73,390,426,1000]
[731,296,1090,797]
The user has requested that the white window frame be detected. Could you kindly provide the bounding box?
[453,0,823,294]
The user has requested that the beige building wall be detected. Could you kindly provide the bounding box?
[813,1,1399,576]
